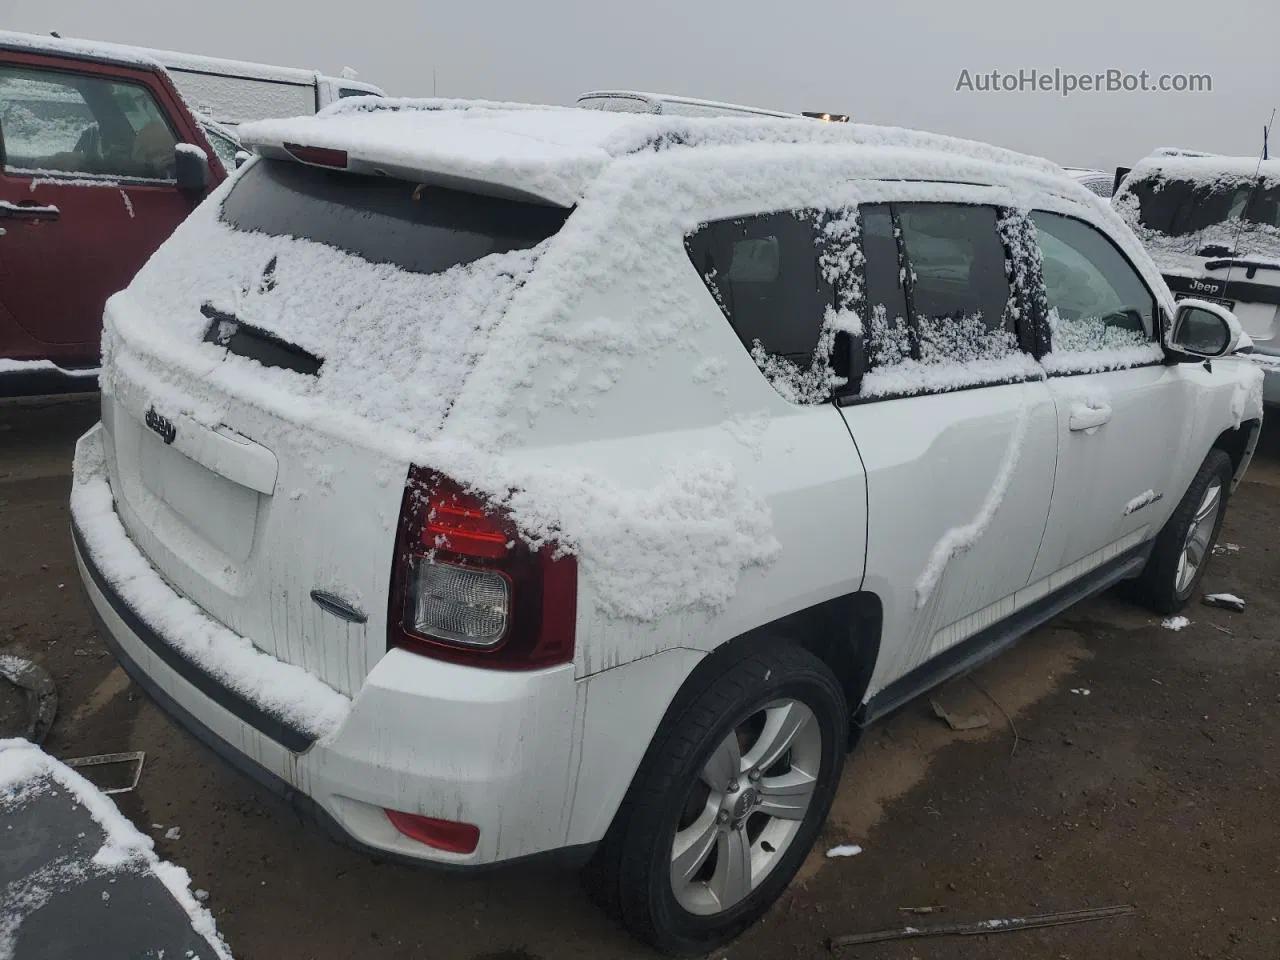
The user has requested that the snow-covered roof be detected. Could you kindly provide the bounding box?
[1126,151,1280,185]
[0,29,164,70]
[239,99,1069,208]
[0,30,369,89]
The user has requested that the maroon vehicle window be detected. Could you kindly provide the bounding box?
[0,59,207,368]
[1,66,179,181]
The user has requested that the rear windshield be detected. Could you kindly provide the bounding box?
[221,158,571,274]
[1123,174,1280,236]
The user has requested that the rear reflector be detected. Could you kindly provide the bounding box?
[282,142,349,168]
[385,810,480,854]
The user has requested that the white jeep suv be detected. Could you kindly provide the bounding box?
[71,99,1264,955]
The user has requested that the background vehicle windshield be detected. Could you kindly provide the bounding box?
[1126,174,1280,236]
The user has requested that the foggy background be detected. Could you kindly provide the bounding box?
[9,0,1280,171]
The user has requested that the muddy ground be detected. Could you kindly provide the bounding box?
[2,395,1278,960]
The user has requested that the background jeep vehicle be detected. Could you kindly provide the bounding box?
[70,101,1264,955]
[0,30,228,395]
[1115,150,1280,407]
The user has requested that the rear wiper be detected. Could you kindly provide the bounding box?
[1203,257,1280,275]
[200,303,324,376]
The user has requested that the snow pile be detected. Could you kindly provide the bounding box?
[861,309,1041,399]
[1161,615,1191,631]
[451,448,782,621]
[0,739,232,960]
[72,429,350,738]
[914,405,1032,608]
[1040,341,1165,376]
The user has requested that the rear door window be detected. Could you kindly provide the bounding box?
[685,211,838,402]
[0,65,177,181]
[220,158,572,274]
[856,202,1031,399]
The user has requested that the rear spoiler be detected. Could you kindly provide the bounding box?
[249,141,576,208]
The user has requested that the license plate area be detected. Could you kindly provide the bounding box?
[1174,291,1235,310]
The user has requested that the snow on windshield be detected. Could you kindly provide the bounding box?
[1116,160,1280,265]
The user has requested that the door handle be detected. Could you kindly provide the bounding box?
[1068,405,1112,432]
[0,201,60,221]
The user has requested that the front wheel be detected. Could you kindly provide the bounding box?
[587,644,847,956]
[1131,449,1232,615]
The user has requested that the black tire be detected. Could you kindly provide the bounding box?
[585,643,847,956]
[1130,449,1233,615]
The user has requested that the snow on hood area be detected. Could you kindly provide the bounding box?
[103,105,1105,623]
[0,739,232,959]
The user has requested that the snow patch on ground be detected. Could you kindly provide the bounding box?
[71,428,350,738]
[0,739,232,960]
[1162,616,1191,631]
[915,404,1032,609]
[825,844,863,858]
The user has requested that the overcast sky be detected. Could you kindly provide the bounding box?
[10,0,1280,171]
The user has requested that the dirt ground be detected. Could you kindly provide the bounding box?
[3,395,1278,960]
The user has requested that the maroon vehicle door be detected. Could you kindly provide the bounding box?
[0,50,223,368]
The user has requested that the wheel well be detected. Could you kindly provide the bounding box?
[727,592,882,747]
[1212,419,1261,478]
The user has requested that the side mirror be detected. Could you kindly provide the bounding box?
[234,150,253,169]
[1112,166,1131,196]
[174,144,210,191]
[1169,298,1245,359]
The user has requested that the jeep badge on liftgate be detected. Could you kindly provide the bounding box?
[144,407,177,445]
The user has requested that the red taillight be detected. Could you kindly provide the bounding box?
[423,487,509,559]
[282,142,348,168]
[385,810,480,854]
[388,468,577,670]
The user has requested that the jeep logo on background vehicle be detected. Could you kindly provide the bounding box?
[1190,277,1226,295]
[144,407,177,445]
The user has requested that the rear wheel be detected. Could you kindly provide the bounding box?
[1130,449,1232,615]
[586,644,847,956]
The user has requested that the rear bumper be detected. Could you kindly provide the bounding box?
[71,427,588,870]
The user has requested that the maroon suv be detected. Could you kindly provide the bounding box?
[0,31,227,394]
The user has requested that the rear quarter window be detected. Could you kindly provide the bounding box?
[685,211,839,403]
[220,158,571,274]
